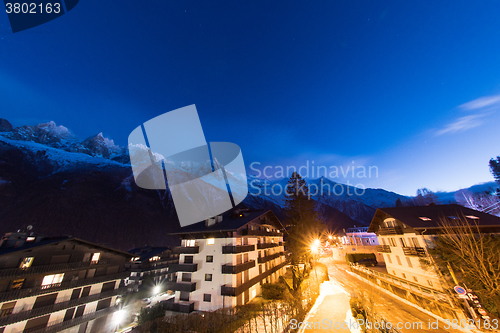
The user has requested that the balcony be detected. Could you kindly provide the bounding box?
[0,260,109,279]
[164,281,196,292]
[378,226,403,235]
[164,301,195,313]
[168,263,198,272]
[257,252,283,264]
[221,260,289,296]
[0,271,129,303]
[176,246,199,254]
[241,229,281,237]
[0,287,126,327]
[403,247,427,257]
[376,245,391,253]
[222,244,255,254]
[257,243,280,250]
[28,304,119,333]
[222,260,256,274]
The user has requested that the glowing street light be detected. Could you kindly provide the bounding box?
[112,309,127,330]
[153,285,161,295]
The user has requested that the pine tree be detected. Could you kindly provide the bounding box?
[490,156,500,184]
[395,198,403,207]
[284,172,323,266]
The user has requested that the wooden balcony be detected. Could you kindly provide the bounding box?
[403,247,427,257]
[222,244,255,254]
[257,252,283,264]
[376,245,391,253]
[222,260,256,274]
[378,226,403,235]
[257,243,280,250]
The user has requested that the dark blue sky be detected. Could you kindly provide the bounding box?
[1,1,500,195]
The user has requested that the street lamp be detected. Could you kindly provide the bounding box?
[153,285,161,296]
[112,309,127,332]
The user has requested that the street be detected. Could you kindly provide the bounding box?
[299,258,468,333]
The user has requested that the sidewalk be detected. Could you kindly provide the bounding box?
[298,280,361,333]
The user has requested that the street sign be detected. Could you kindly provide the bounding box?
[454,286,467,295]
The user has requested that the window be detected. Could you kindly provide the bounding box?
[203,294,211,302]
[19,257,34,269]
[206,255,213,263]
[42,273,64,288]
[381,238,386,245]
[419,217,431,221]
[186,239,195,247]
[180,291,190,301]
[386,255,392,264]
[389,238,396,247]
[427,280,433,286]
[410,237,420,247]
[466,215,479,220]
[149,256,160,261]
[207,238,214,245]
[413,276,418,282]
[401,273,406,279]
[406,257,413,268]
[395,255,401,265]
[399,238,406,247]
[392,270,396,275]
[10,279,25,290]
[91,253,100,263]
[184,256,193,264]
[205,274,212,281]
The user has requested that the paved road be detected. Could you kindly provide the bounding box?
[304,258,467,333]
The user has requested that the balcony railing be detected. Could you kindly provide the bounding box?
[222,260,256,274]
[221,260,289,296]
[403,247,427,257]
[257,252,283,264]
[168,263,198,272]
[28,305,119,333]
[0,287,126,327]
[164,301,195,313]
[222,244,255,254]
[0,271,128,303]
[376,245,391,253]
[241,229,281,237]
[378,226,403,235]
[163,281,196,292]
[175,246,199,254]
[256,243,280,250]
[0,260,109,279]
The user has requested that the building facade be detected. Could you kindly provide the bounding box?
[167,209,288,312]
[0,232,131,333]
[368,204,500,291]
[125,247,178,293]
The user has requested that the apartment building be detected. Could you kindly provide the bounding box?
[0,232,131,333]
[368,204,500,290]
[333,227,384,263]
[125,247,178,293]
[167,209,288,313]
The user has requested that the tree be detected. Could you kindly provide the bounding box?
[490,156,500,184]
[427,215,500,317]
[414,188,438,205]
[283,172,323,291]
[395,198,403,207]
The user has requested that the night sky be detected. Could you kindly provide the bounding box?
[1,1,500,195]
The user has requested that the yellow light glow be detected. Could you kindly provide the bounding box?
[207,238,215,245]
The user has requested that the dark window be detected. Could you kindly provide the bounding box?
[63,308,75,322]
[184,256,194,264]
[81,286,91,298]
[101,281,115,293]
[206,255,213,263]
[180,291,190,301]
[74,305,85,318]
[70,288,81,300]
[96,298,111,311]
[203,294,211,302]
[182,273,192,282]
[205,274,212,281]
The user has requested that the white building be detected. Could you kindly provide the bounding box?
[368,204,500,291]
[167,209,288,312]
[0,232,131,333]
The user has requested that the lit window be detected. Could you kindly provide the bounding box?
[401,273,406,279]
[207,238,214,245]
[427,280,433,286]
[186,239,195,247]
[205,274,212,281]
[466,215,479,220]
[132,257,140,261]
[19,257,34,269]
[149,256,160,261]
[419,217,431,221]
[91,253,101,263]
[42,273,64,288]
[206,255,213,263]
[26,237,35,242]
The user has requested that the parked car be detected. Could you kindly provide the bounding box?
[357,258,377,267]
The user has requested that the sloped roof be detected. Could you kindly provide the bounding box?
[367,204,500,233]
[0,236,133,257]
[128,246,170,261]
[169,210,282,235]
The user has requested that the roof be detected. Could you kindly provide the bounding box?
[0,236,133,258]
[128,246,171,261]
[367,204,500,233]
[169,209,282,235]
